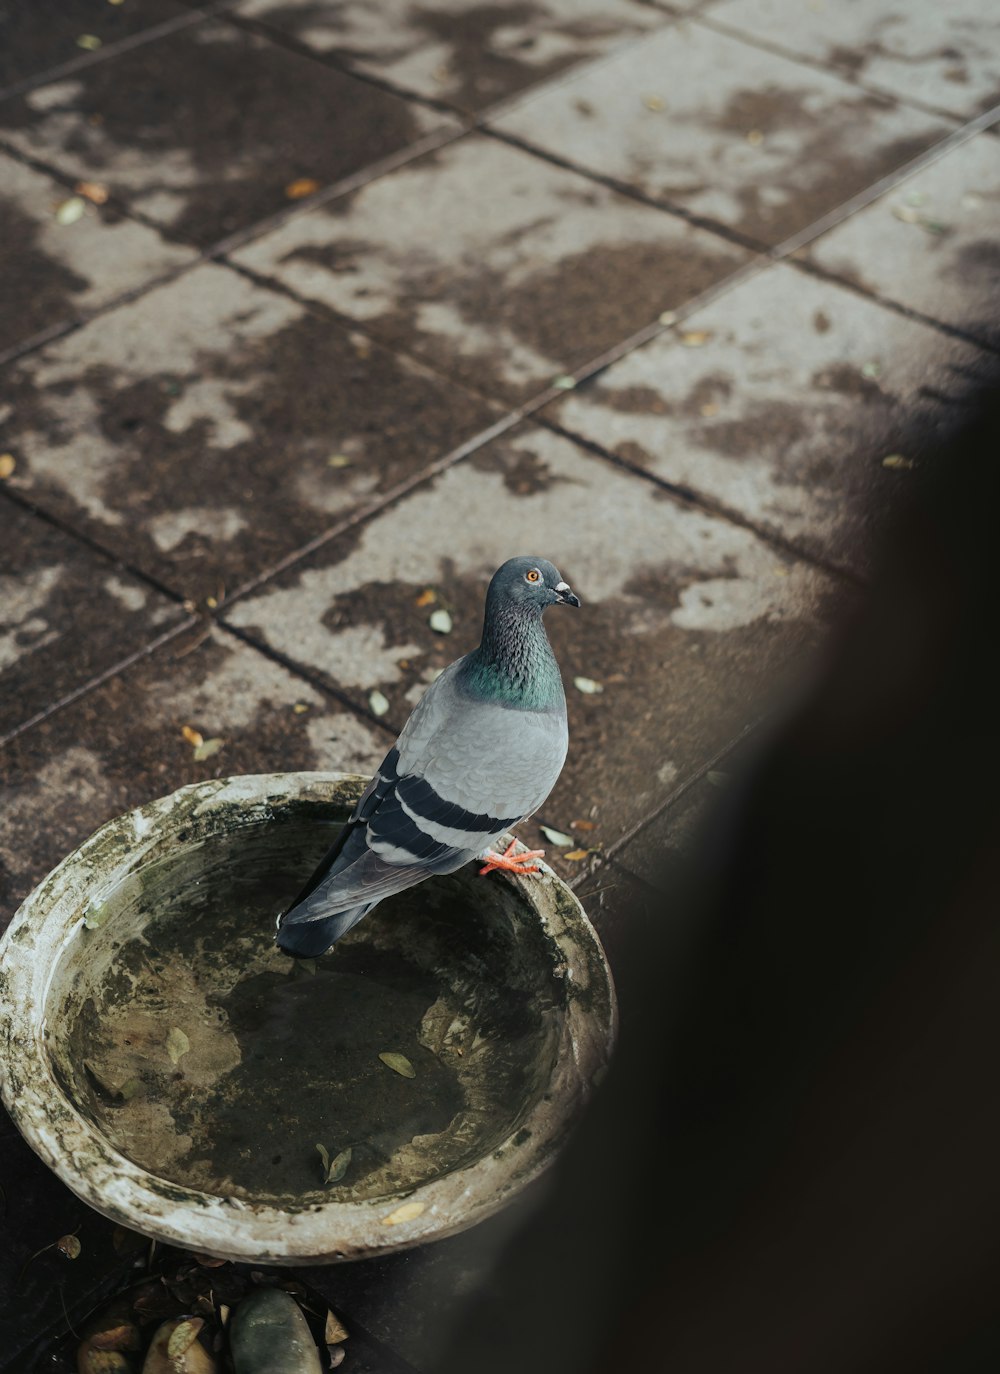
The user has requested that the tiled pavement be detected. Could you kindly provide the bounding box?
[1,0,999,1367]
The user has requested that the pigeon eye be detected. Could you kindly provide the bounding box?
[525,569,541,582]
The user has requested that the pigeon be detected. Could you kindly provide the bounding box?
[276,556,581,957]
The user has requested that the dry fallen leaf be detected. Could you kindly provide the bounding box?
[181,724,204,748]
[316,1143,352,1184]
[0,454,15,479]
[76,180,109,204]
[539,825,574,847]
[76,32,102,48]
[429,608,453,634]
[658,310,678,326]
[573,676,603,694]
[571,819,596,831]
[327,453,351,467]
[167,1319,204,1358]
[563,849,591,861]
[552,374,576,390]
[369,690,390,717]
[57,1234,81,1259]
[89,1322,141,1352]
[415,588,436,607]
[292,702,309,714]
[680,329,712,348]
[285,177,319,199]
[379,1051,416,1079]
[166,1027,190,1064]
[193,737,224,762]
[55,196,86,225]
[882,454,914,470]
[325,1310,349,1344]
[382,1200,425,1226]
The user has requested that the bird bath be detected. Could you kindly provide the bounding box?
[0,774,616,1263]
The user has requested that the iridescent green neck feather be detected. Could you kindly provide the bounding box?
[458,597,565,711]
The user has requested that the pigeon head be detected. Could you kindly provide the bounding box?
[488,556,581,612]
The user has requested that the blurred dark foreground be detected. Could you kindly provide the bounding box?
[436,379,1000,1374]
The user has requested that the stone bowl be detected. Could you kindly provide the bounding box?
[0,773,616,1264]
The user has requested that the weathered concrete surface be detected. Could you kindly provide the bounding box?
[0,496,184,740]
[0,262,496,600]
[234,133,751,401]
[233,0,675,112]
[0,151,195,356]
[801,133,1000,350]
[0,625,387,921]
[0,20,455,247]
[545,262,990,572]
[226,422,837,881]
[709,0,1000,119]
[0,0,191,95]
[492,22,952,245]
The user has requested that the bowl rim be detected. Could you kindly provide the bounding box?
[0,772,617,1263]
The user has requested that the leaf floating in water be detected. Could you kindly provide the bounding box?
[166,1027,190,1064]
[325,1310,349,1344]
[83,901,108,930]
[193,737,224,762]
[573,676,603,694]
[369,690,390,717]
[428,608,452,634]
[317,1143,352,1184]
[381,1200,425,1226]
[379,1051,416,1079]
[181,724,204,748]
[57,1234,81,1259]
[55,196,86,225]
[539,825,574,847]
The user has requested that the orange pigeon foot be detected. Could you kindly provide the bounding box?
[479,836,545,876]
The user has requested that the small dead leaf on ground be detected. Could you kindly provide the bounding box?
[573,676,603,694]
[882,454,914,470]
[539,825,574,847]
[76,32,102,48]
[369,690,390,717]
[285,177,319,199]
[76,180,109,204]
[563,849,591,861]
[415,588,436,607]
[167,1318,204,1358]
[181,724,204,748]
[316,1143,352,1185]
[571,819,596,831]
[429,609,453,634]
[680,330,712,348]
[55,196,86,225]
[0,454,16,479]
[193,737,224,762]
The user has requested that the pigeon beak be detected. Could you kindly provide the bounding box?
[555,581,581,608]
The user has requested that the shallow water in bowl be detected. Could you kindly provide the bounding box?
[49,815,564,1206]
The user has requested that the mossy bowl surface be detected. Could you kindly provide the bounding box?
[0,773,616,1263]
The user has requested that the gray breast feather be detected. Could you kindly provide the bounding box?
[396,661,568,819]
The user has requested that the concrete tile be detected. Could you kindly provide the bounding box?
[0,496,183,740]
[0,625,387,923]
[233,0,673,113]
[0,151,196,356]
[491,22,951,247]
[0,20,453,247]
[0,0,189,94]
[234,134,750,402]
[801,133,1000,350]
[709,0,1000,120]
[225,422,837,882]
[546,262,989,571]
[0,262,496,600]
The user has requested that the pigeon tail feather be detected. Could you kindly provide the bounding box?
[276,900,372,957]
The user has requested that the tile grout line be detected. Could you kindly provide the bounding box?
[0,617,199,750]
[0,2,227,107]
